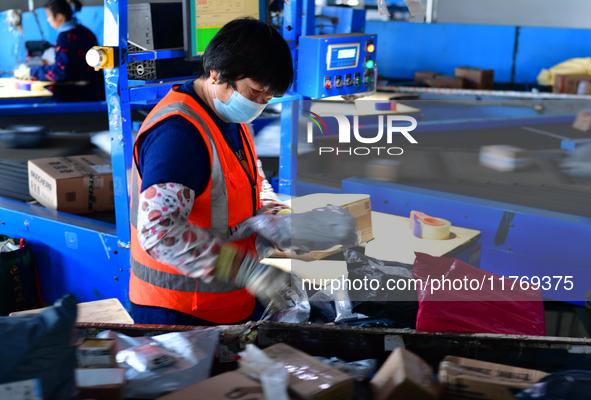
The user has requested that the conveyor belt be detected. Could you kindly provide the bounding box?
[0,160,33,203]
[399,178,591,218]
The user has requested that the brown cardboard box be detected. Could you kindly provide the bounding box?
[573,110,591,131]
[414,71,441,83]
[77,338,117,369]
[370,347,437,400]
[438,356,549,400]
[479,145,531,172]
[75,368,126,400]
[454,67,494,89]
[262,343,355,400]
[278,193,373,261]
[424,76,465,89]
[28,155,114,214]
[553,74,591,94]
[157,371,298,400]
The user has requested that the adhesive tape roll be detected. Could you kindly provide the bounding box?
[420,217,451,240]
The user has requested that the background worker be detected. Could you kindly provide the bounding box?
[130,18,295,326]
[14,0,105,102]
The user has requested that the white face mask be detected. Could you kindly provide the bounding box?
[213,84,266,123]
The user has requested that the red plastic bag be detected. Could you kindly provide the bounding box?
[412,252,545,336]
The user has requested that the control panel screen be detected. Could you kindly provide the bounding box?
[327,43,360,70]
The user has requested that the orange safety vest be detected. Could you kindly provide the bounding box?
[129,85,262,324]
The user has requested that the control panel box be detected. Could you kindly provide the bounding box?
[297,33,377,99]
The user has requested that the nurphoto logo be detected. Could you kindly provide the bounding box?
[303,110,418,155]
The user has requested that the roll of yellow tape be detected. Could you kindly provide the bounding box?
[410,211,451,240]
[420,217,451,240]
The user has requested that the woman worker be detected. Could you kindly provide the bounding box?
[129,18,296,325]
[14,0,104,102]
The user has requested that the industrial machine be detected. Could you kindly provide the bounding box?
[296,33,376,99]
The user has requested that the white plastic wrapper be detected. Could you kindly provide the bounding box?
[377,0,391,16]
[117,344,180,372]
[98,328,219,399]
[239,344,289,400]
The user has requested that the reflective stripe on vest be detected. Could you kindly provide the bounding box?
[129,88,258,323]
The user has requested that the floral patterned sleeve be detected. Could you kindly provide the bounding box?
[256,159,291,215]
[137,183,222,278]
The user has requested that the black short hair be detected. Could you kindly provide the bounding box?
[201,18,293,96]
[45,0,82,21]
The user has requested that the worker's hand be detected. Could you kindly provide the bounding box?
[14,64,31,80]
[214,245,292,308]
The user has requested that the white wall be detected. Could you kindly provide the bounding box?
[1,0,181,13]
[434,0,591,29]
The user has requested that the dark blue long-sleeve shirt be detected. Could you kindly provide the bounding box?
[30,24,105,102]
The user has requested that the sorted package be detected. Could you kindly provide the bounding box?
[553,74,591,94]
[414,71,440,83]
[77,338,117,368]
[156,371,298,400]
[412,252,546,335]
[479,145,531,172]
[28,155,114,214]
[282,193,373,261]
[370,347,437,400]
[263,343,355,400]
[424,76,465,89]
[439,356,548,400]
[454,67,494,90]
[75,368,126,400]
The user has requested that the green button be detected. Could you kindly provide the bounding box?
[365,76,373,84]
[365,60,374,69]
[355,77,361,86]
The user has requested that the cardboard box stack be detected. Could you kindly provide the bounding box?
[28,155,114,214]
[454,67,494,90]
[438,356,549,400]
[75,338,125,400]
[370,347,438,400]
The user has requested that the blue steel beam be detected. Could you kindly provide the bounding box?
[127,50,185,62]
[103,0,133,254]
[0,198,128,305]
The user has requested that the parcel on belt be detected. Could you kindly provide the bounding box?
[28,155,114,214]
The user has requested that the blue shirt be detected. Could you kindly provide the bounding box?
[137,80,245,195]
[30,24,105,102]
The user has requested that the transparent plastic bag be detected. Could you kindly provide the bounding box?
[97,328,219,399]
[239,344,290,400]
[117,344,180,372]
[260,272,311,324]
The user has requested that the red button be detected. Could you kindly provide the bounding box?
[325,80,333,89]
